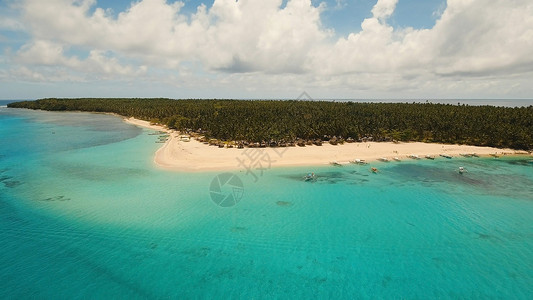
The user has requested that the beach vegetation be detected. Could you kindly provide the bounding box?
[8,98,533,150]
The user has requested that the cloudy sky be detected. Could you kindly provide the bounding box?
[1,0,532,100]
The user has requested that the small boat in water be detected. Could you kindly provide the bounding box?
[304,172,317,182]
[425,155,435,160]
[371,167,378,173]
[458,166,468,174]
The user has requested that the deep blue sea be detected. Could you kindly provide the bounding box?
[1,105,532,299]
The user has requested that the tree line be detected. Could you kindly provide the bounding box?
[8,98,533,150]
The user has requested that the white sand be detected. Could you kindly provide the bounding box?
[123,117,167,132]
[124,117,526,172]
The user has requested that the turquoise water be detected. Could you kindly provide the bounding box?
[1,107,532,299]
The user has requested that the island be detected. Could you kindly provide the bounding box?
[8,98,532,171]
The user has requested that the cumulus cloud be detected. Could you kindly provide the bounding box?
[3,0,533,97]
[19,0,328,73]
[15,40,146,77]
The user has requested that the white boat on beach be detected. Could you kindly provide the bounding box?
[393,157,401,161]
[330,161,342,166]
[350,159,367,165]
[378,157,389,162]
[408,154,420,160]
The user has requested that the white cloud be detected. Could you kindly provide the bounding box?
[0,17,25,31]
[3,0,533,98]
[14,40,146,79]
[371,0,398,21]
[20,0,328,73]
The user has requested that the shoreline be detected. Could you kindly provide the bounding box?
[123,117,530,172]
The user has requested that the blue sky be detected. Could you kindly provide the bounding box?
[0,0,532,100]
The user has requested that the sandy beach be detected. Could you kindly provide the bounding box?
[124,117,528,172]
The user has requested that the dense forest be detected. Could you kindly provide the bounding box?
[8,98,533,150]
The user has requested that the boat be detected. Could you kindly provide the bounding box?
[150,131,166,135]
[490,153,500,158]
[304,172,317,182]
[378,157,389,162]
[350,159,366,165]
[371,167,378,173]
[458,166,468,174]
[440,154,452,159]
[408,154,420,160]
[425,155,435,160]
[471,153,479,157]
[330,161,342,167]
[393,157,401,162]
[460,153,472,158]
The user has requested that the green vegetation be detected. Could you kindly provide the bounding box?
[8,98,533,150]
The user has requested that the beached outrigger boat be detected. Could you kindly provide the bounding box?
[350,159,367,165]
[440,154,452,159]
[378,157,389,162]
[393,157,401,161]
[408,154,420,160]
[330,161,342,166]
[425,155,435,160]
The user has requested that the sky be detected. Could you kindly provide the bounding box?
[0,0,532,100]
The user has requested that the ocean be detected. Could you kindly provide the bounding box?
[0,106,532,298]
